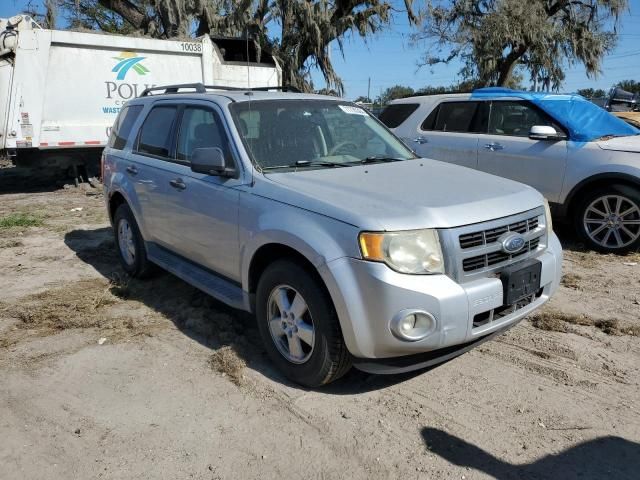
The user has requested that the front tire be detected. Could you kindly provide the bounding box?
[113,203,154,277]
[256,260,351,387]
[574,185,640,253]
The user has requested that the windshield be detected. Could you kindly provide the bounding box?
[229,100,415,171]
[535,96,640,141]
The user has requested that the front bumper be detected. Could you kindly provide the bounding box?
[318,232,563,360]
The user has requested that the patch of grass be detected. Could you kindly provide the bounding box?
[0,278,132,335]
[0,239,23,248]
[530,309,637,336]
[593,319,620,336]
[561,273,582,290]
[209,346,246,386]
[108,273,131,299]
[0,212,43,229]
[530,312,571,333]
[624,325,640,337]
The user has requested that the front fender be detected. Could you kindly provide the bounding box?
[239,194,362,291]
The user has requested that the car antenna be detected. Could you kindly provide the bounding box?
[245,29,256,185]
[245,29,251,94]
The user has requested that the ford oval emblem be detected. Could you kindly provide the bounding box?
[501,233,526,254]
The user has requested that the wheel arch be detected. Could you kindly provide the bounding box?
[563,173,640,218]
[108,191,127,223]
[247,243,331,312]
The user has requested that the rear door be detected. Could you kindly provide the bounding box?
[412,101,484,169]
[126,103,181,244]
[476,101,568,201]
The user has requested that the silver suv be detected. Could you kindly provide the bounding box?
[102,84,562,386]
[382,88,640,253]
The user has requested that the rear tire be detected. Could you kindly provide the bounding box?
[113,203,154,277]
[574,184,640,253]
[256,260,351,387]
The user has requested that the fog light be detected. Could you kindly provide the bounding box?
[390,310,437,341]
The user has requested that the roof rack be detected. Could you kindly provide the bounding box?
[139,83,301,97]
[140,83,244,96]
[249,86,301,93]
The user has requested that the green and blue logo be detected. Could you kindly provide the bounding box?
[112,51,149,80]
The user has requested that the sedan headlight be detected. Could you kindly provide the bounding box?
[543,198,553,236]
[359,229,444,274]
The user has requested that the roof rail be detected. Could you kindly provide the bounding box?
[139,83,301,97]
[249,85,301,93]
[139,83,244,97]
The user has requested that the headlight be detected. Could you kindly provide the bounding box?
[359,229,444,274]
[543,199,553,236]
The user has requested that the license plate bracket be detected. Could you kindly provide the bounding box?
[500,259,542,306]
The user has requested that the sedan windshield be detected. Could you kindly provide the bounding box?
[230,100,415,171]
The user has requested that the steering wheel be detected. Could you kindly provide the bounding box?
[329,141,359,156]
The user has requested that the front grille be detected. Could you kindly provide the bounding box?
[441,207,547,282]
[462,236,542,272]
[460,217,539,249]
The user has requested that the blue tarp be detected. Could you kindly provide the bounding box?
[471,87,640,142]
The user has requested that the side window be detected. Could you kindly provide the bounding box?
[108,105,143,150]
[420,105,439,130]
[488,101,562,137]
[176,107,229,163]
[137,106,178,158]
[379,103,419,128]
[432,102,480,133]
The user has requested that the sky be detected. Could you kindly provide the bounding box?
[2,0,639,100]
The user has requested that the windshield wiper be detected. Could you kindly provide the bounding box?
[262,160,350,170]
[358,156,405,164]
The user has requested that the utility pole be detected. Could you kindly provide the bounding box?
[367,77,371,102]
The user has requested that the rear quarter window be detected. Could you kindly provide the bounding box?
[379,103,420,128]
[108,105,143,150]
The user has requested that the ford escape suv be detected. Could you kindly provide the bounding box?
[381,88,640,253]
[102,84,562,387]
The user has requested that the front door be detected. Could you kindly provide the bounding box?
[476,100,568,202]
[162,103,242,282]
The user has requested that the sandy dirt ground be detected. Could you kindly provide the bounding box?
[1,182,639,480]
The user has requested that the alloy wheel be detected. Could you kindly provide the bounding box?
[583,194,640,249]
[117,218,136,266]
[267,285,315,364]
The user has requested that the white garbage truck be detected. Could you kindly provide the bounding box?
[0,15,281,179]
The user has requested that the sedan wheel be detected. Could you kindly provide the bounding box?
[582,194,640,250]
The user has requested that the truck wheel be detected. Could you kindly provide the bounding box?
[256,260,351,387]
[574,185,640,253]
[113,203,154,277]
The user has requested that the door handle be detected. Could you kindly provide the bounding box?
[413,136,429,144]
[126,165,138,175]
[169,178,186,190]
[484,142,504,151]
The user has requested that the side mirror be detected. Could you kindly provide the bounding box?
[529,125,566,141]
[190,147,235,177]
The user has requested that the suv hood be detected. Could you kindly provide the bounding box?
[597,135,640,153]
[258,159,543,231]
